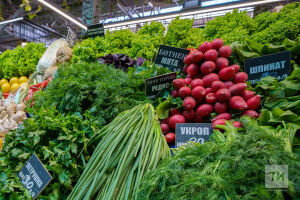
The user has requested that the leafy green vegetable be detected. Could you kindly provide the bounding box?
[136,117,300,199]
[32,62,149,126]
[0,42,46,79]
[251,3,300,45]
[0,108,96,199]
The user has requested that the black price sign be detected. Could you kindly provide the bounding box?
[18,154,52,199]
[175,123,213,148]
[67,27,77,47]
[87,23,105,38]
[155,45,189,72]
[244,51,291,85]
[145,72,176,100]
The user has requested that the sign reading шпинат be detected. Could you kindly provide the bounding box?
[244,51,291,85]
[175,123,213,148]
[155,45,189,72]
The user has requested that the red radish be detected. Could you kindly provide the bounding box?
[182,109,195,122]
[162,117,170,125]
[242,90,256,101]
[184,55,192,65]
[212,81,225,92]
[186,74,192,78]
[205,88,214,95]
[171,90,178,98]
[205,93,216,104]
[169,114,185,129]
[214,102,228,114]
[224,81,234,88]
[232,121,242,128]
[212,119,227,130]
[215,88,231,102]
[211,38,224,50]
[183,65,188,75]
[229,83,247,96]
[173,79,185,89]
[184,77,192,86]
[191,51,204,63]
[230,64,240,73]
[170,108,181,115]
[198,41,212,53]
[196,104,213,117]
[187,64,200,76]
[204,49,218,61]
[160,123,170,134]
[191,86,206,99]
[219,67,236,81]
[183,96,196,110]
[202,73,220,88]
[212,113,231,122]
[194,115,203,123]
[165,133,176,143]
[178,87,191,98]
[229,96,248,111]
[191,79,203,89]
[242,110,259,118]
[234,72,248,83]
[247,95,260,110]
[216,57,229,70]
[200,61,216,74]
[219,45,232,58]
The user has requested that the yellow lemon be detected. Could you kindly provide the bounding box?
[11,83,20,92]
[19,76,28,84]
[1,83,11,93]
[0,79,8,87]
[0,138,3,149]
[10,77,19,85]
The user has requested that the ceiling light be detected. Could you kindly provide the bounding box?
[37,0,87,30]
[104,0,285,29]
[0,17,24,25]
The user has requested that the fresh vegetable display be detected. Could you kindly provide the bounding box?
[0,43,46,79]
[68,104,170,200]
[0,2,299,200]
[159,39,261,144]
[137,117,300,199]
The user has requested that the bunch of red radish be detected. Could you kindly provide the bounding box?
[161,38,261,144]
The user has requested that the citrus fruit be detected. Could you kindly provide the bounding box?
[0,79,8,87]
[1,83,11,93]
[0,138,3,149]
[11,83,20,91]
[10,77,19,85]
[19,76,28,84]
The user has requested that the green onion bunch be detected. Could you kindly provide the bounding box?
[68,103,170,200]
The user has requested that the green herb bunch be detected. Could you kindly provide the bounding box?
[32,62,149,126]
[136,118,300,200]
[0,108,96,199]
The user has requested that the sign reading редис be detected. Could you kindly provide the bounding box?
[155,45,189,72]
[18,154,52,199]
[244,51,291,85]
[175,123,213,148]
[145,72,176,100]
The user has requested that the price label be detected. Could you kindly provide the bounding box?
[145,72,176,99]
[175,123,213,147]
[244,51,291,85]
[155,45,189,72]
[19,154,52,199]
